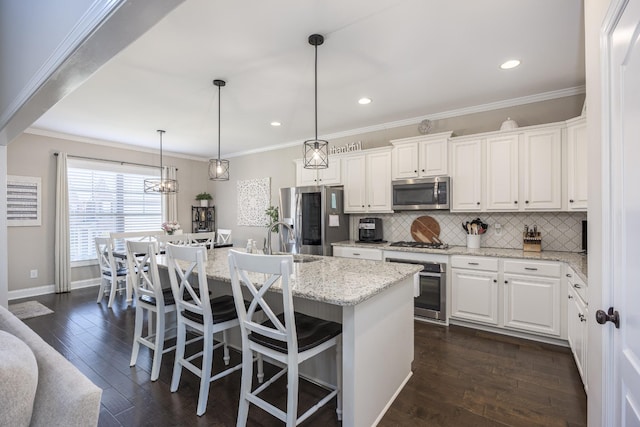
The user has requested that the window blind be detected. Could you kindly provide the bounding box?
[67,158,162,262]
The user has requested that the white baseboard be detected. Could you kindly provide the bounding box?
[8,278,100,301]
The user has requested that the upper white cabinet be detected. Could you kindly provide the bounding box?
[566,116,588,210]
[295,158,342,186]
[391,131,451,179]
[521,127,562,210]
[343,147,392,213]
[450,139,483,211]
[451,122,563,212]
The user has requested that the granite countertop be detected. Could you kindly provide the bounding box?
[160,247,422,307]
[333,240,588,283]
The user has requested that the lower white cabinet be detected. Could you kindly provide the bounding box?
[333,246,382,261]
[567,268,588,390]
[451,267,499,325]
[450,256,563,339]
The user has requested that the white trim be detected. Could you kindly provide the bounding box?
[0,0,125,131]
[8,278,100,301]
[371,372,413,427]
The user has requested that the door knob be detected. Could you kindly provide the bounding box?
[595,307,620,329]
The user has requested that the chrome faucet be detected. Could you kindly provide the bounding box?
[265,221,293,255]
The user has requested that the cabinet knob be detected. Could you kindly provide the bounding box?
[566,273,572,278]
[493,279,497,283]
[414,170,418,173]
[504,280,509,284]
[525,200,529,204]
[568,295,573,299]
[514,200,518,204]
[476,202,480,205]
[421,169,425,172]
[362,205,365,208]
[570,199,574,203]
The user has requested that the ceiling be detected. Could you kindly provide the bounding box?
[30,0,585,159]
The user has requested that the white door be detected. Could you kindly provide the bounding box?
[342,155,367,213]
[450,139,482,211]
[485,134,519,211]
[366,150,392,212]
[603,1,640,425]
[521,127,562,210]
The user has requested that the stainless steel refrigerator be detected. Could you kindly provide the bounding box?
[278,186,349,256]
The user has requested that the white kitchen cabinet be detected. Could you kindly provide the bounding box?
[566,116,588,211]
[503,259,562,337]
[343,148,392,213]
[333,246,382,261]
[450,139,482,211]
[567,267,588,390]
[450,256,499,325]
[295,158,342,186]
[391,132,451,179]
[485,134,520,211]
[521,127,562,210]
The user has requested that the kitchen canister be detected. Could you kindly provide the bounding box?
[467,234,481,249]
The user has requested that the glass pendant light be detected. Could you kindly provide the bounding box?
[303,34,329,169]
[144,129,179,193]
[208,79,230,181]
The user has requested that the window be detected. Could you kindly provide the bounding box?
[68,158,161,263]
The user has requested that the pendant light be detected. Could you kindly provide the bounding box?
[303,34,329,169]
[208,79,230,181]
[144,129,179,193]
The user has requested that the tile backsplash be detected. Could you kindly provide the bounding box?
[350,211,587,252]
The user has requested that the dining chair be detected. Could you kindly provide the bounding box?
[126,240,177,381]
[228,250,342,427]
[188,231,216,248]
[95,237,128,308]
[155,234,190,251]
[165,244,248,416]
[216,229,232,245]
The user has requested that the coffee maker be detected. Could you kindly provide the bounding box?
[358,218,384,242]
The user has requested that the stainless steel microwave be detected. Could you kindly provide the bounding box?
[392,176,450,210]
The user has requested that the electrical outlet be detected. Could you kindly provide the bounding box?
[494,223,502,236]
[30,269,38,279]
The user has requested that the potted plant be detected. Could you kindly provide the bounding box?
[195,192,212,207]
[265,206,279,232]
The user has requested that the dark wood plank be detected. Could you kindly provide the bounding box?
[16,288,586,426]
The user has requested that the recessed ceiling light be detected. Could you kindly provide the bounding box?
[500,59,521,70]
[270,121,281,127]
[358,97,372,105]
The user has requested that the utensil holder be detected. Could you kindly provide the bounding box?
[467,235,481,249]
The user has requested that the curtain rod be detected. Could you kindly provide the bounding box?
[53,152,178,171]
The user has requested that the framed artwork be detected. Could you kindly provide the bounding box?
[7,175,42,226]
[237,177,270,226]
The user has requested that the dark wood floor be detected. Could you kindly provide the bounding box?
[18,288,586,427]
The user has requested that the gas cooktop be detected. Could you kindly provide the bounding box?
[389,241,449,249]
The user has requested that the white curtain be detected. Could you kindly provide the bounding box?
[55,153,71,293]
[162,165,178,222]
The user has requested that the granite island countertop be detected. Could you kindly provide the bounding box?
[333,240,588,283]
[160,247,422,307]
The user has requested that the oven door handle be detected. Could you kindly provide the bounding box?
[419,272,443,278]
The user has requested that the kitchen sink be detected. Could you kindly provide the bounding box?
[292,255,322,263]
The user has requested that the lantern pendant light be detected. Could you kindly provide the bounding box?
[303,34,329,169]
[208,79,230,180]
[144,129,179,193]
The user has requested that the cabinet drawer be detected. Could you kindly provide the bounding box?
[451,256,498,271]
[566,269,588,303]
[503,260,561,277]
[333,246,382,261]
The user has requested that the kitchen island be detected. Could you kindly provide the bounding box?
[162,247,422,427]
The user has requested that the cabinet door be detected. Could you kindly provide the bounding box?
[521,128,562,210]
[296,159,318,186]
[450,140,482,211]
[567,119,588,210]
[366,150,392,212]
[567,284,587,384]
[392,143,419,179]
[317,157,341,185]
[451,268,498,325]
[419,138,448,177]
[343,155,367,213]
[486,134,519,211]
[503,273,561,336]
